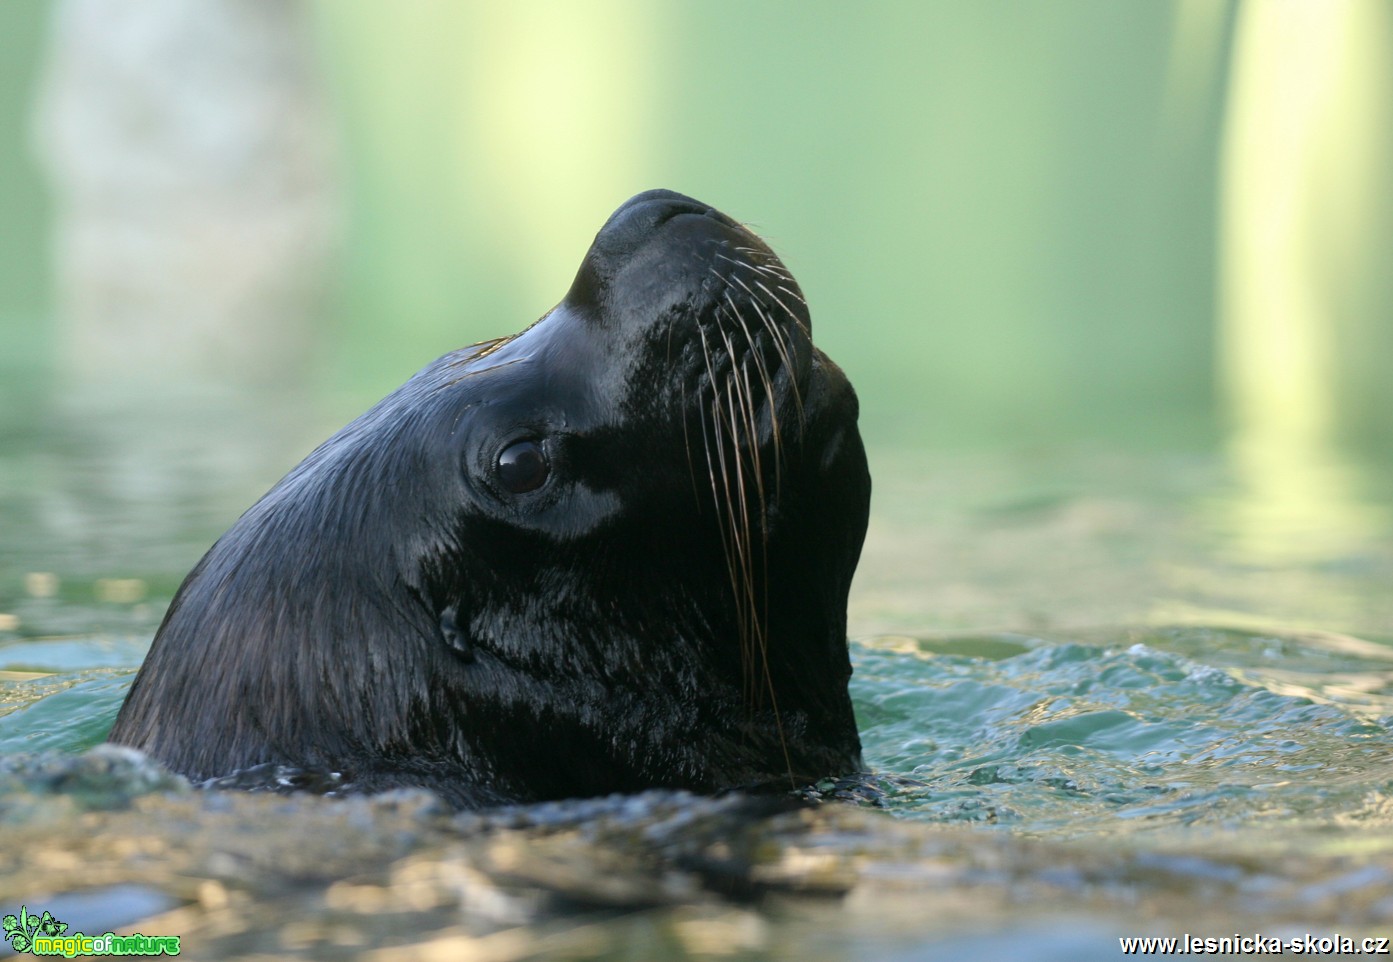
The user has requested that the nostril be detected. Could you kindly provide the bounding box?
[605,190,746,237]
[643,198,712,231]
[610,189,708,227]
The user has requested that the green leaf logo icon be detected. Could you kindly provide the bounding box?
[3,904,67,954]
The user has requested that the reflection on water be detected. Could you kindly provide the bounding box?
[1216,433,1392,569]
[855,444,1393,641]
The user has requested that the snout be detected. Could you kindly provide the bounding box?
[566,189,762,315]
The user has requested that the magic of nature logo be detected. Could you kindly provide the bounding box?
[2,906,180,957]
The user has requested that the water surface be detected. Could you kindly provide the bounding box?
[2,392,1392,959]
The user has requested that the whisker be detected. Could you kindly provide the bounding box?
[730,246,794,281]
[719,294,785,495]
[697,323,752,700]
[718,289,778,409]
[678,322,702,513]
[720,371,757,704]
[729,282,805,433]
[703,248,801,787]
[730,381,793,782]
[775,283,809,309]
[716,323,765,529]
[713,251,752,272]
[753,280,805,331]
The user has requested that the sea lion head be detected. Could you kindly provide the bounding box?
[109,189,871,808]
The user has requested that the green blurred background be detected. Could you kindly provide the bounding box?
[1,0,1390,455]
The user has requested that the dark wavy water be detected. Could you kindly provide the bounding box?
[3,392,1392,959]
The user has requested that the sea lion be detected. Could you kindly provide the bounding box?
[108,189,871,809]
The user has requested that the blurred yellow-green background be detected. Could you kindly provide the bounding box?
[1,0,1391,457]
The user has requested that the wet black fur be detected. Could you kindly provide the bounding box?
[108,190,871,809]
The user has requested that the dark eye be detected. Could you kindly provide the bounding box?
[497,439,549,493]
